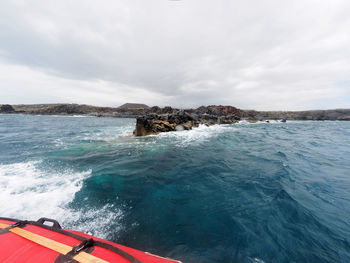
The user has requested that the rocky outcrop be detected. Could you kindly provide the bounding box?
[218,115,241,124]
[0,104,15,113]
[134,108,241,136]
[193,105,241,116]
[134,115,177,136]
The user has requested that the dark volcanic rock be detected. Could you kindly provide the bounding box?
[219,115,240,124]
[168,111,193,124]
[134,106,241,136]
[152,120,177,132]
[194,105,241,116]
[148,106,161,114]
[134,114,177,136]
[43,104,86,114]
[0,104,15,113]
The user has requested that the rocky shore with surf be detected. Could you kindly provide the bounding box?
[134,106,241,136]
[133,106,350,136]
[1,103,350,136]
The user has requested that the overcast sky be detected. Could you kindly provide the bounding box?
[0,0,349,110]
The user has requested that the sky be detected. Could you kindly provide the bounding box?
[0,0,349,110]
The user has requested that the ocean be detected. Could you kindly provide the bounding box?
[0,114,349,262]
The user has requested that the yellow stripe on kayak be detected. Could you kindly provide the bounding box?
[0,223,108,263]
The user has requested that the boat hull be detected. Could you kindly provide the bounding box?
[0,218,180,263]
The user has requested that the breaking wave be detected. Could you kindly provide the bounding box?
[0,160,122,239]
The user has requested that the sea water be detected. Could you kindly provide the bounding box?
[0,114,349,262]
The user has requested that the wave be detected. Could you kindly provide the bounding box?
[237,119,287,125]
[0,160,122,239]
[155,124,233,146]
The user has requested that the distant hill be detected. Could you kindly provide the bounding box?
[118,103,149,110]
[1,103,349,121]
[240,109,350,121]
[11,104,116,114]
[0,104,15,112]
[1,103,149,117]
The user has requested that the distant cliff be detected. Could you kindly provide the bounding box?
[0,104,15,113]
[11,104,115,115]
[241,109,350,121]
[0,103,149,117]
[1,103,349,122]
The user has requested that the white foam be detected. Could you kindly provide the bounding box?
[0,161,122,239]
[238,119,286,125]
[157,124,232,146]
[249,258,266,263]
[0,161,84,218]
[71,115,89,117]
[79,125,135,142]
[66,204,123,239]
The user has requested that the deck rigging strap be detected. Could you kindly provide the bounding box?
[0,220,28,234]
[0,222,108,263]
[0,217,143,263]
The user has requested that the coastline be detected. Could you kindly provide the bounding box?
[1,103,349,120]
[1,103,350,137]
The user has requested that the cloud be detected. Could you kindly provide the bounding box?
[0,60,170,106]
[0,0,349,109]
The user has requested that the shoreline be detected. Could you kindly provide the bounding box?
[1,104,350,137]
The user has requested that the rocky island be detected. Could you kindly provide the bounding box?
[134,105,241,136]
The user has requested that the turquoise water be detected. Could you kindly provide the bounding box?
[1,115,350,262]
